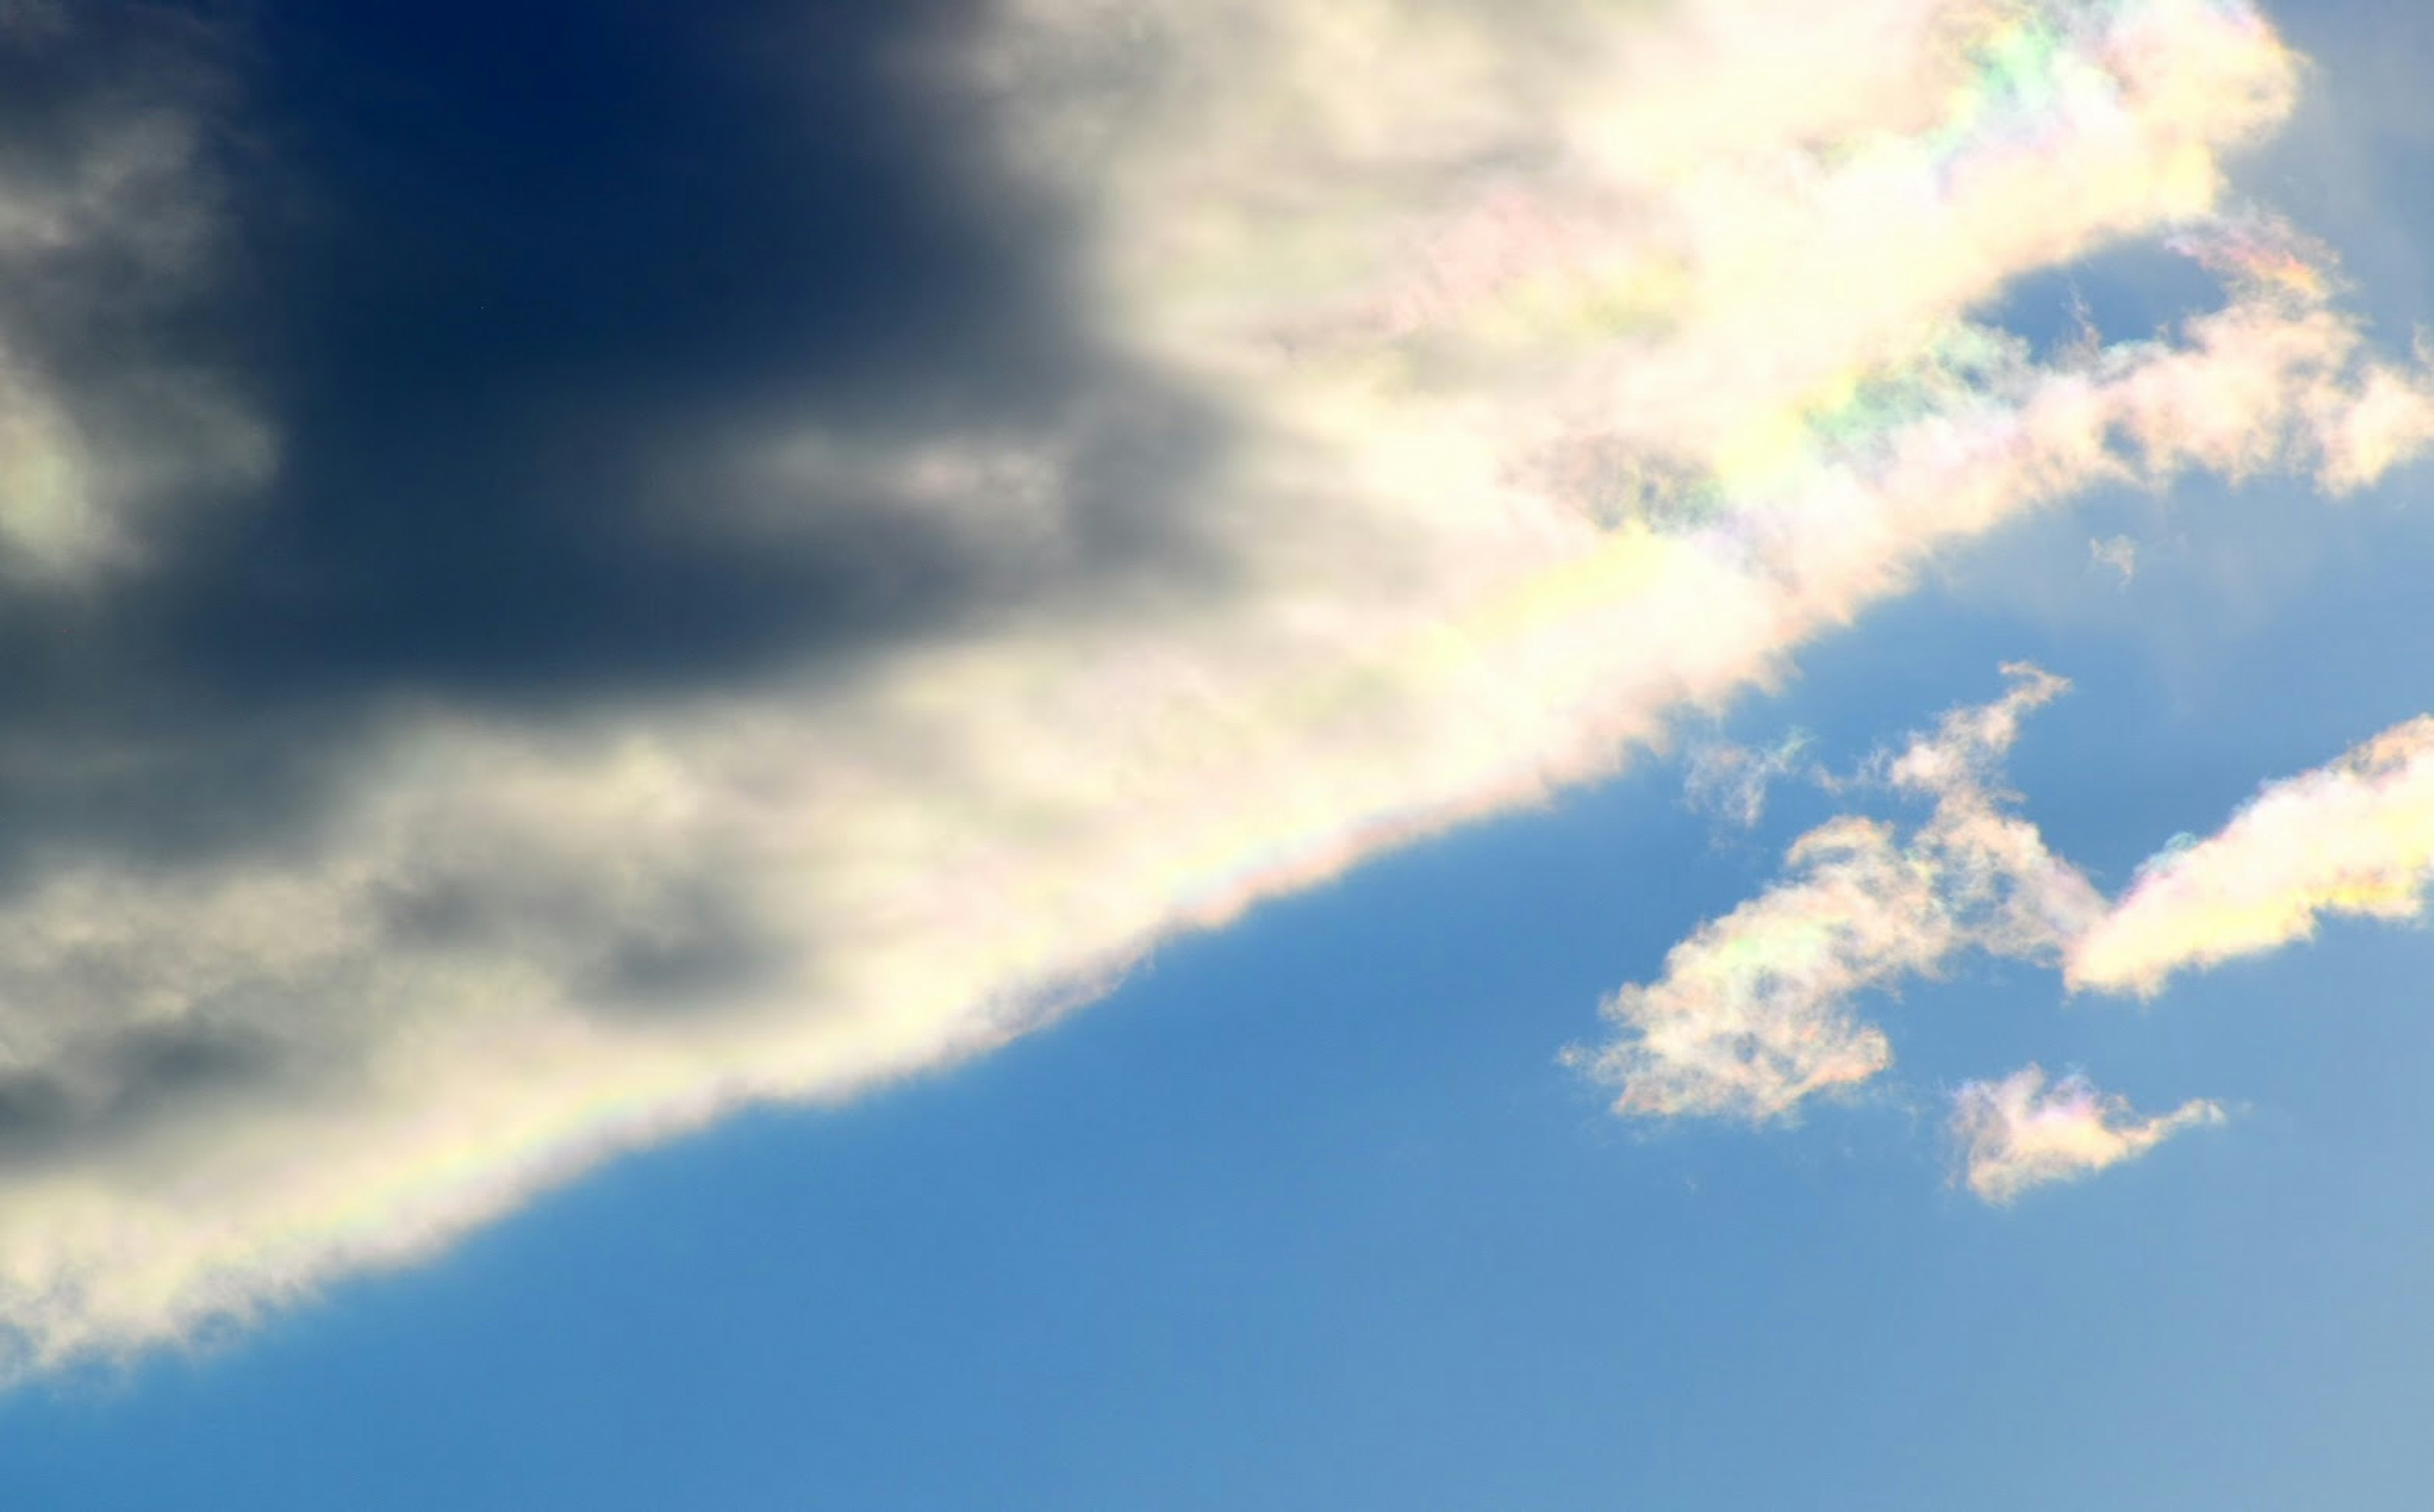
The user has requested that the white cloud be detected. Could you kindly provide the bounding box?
[1590,681,2434,1190]
[1572,668,2104,1120]
[1,0,2430,1371]
[2068,715,2434,996]
[1951,1065,2222,1202]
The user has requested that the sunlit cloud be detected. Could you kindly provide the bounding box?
[1592,676,2434,1197]
[1,0,2430,1373]
[1571,668,2102,1120]
[1951,1065,2222,1202]
[2069,716,2434,996]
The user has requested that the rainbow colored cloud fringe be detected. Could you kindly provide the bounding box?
[1584,675,2434,1200]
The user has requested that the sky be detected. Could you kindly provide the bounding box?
[2,0,2433,1504]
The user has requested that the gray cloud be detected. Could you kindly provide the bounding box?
[0,4,269,577]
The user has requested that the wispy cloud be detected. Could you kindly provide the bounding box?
[1571,668,2102,1120]
[1952,1065,2223,1203]
[2089,535,2138,585]
[1685,731,1812,829]
[2068,716,2434,996]
[0,0,2428,1372]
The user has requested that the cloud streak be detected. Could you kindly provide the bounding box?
[0,0,2428,1370]
[2069,716,2434,996]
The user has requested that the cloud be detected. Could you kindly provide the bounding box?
[0,0,2430,1373]
[1571,668,2104,1120]
[1684,731,1812,829]
[0,7,269,578]
[1588,676,2434,1188]
[1951,1065,2222,1203]
[2089,534,2137,584]
[2068,715,2434,996]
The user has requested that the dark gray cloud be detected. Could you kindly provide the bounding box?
[160,0,1217,693]
[0,0,1232,885]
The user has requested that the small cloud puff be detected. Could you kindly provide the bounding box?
[2089,534,2137,585]
[1951,1065,2223,1203]
[1594,678,2434,1202]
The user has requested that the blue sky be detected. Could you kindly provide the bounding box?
[2,0,2433,1505]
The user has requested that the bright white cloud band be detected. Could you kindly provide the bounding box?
[2070,717,2434,995]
